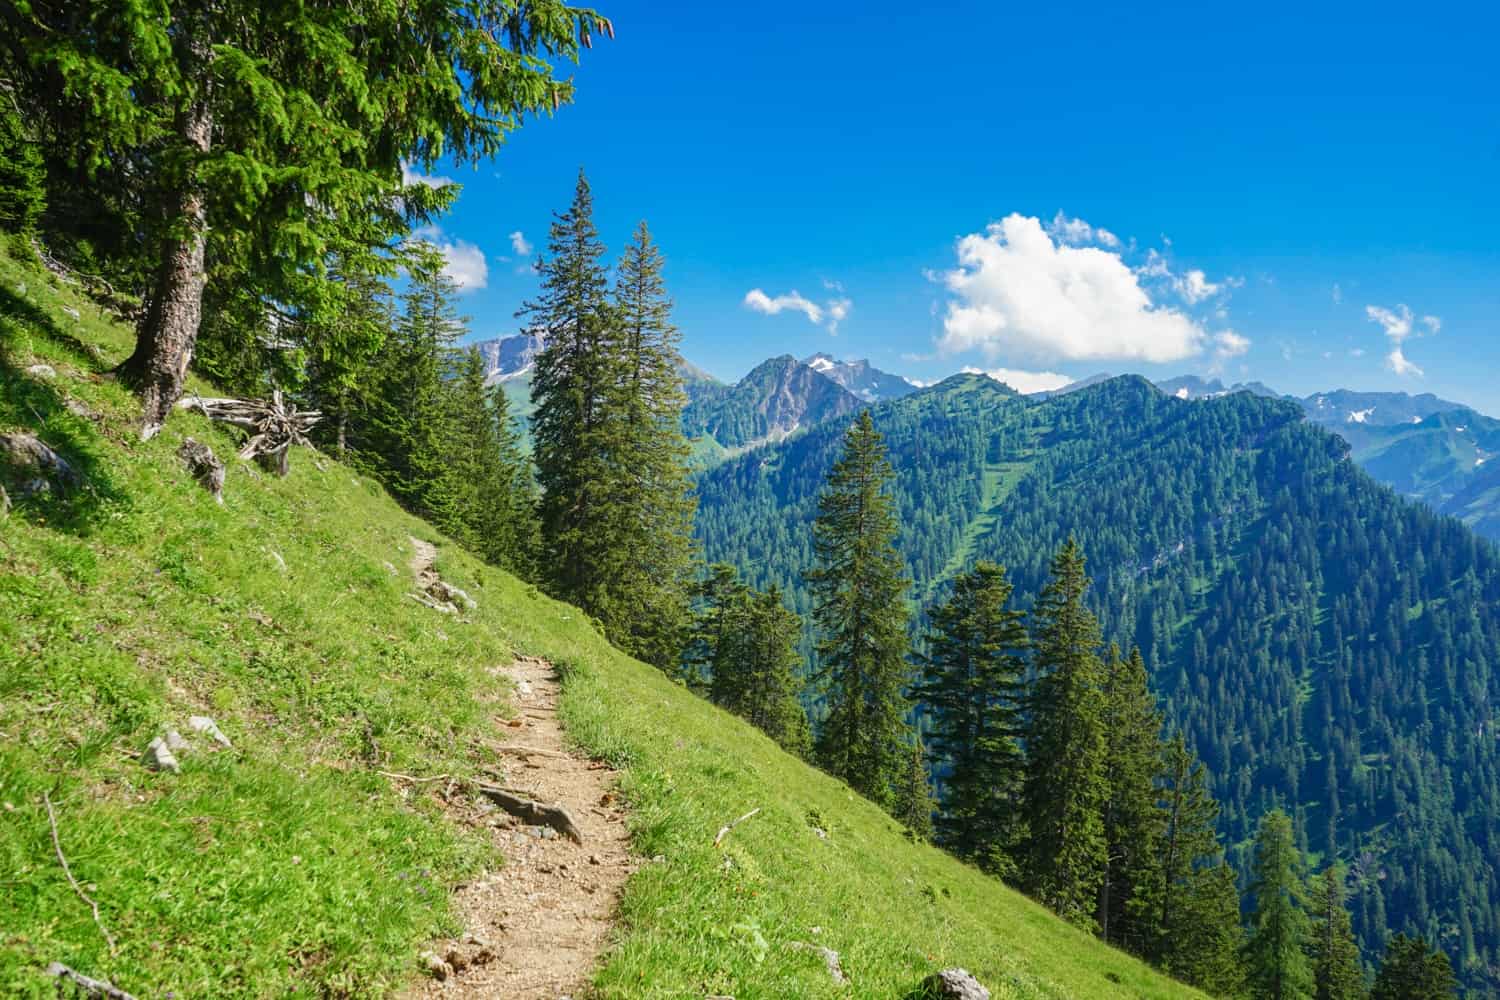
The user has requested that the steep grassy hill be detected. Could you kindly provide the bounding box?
[697,374,1500,989]
[0,244,1202,997]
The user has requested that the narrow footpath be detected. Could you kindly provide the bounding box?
[404,541,633,998]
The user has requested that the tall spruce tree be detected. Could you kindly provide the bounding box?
[525,172,629,623]
[1370,935,1456,1000]
[1139,734,1241,979]
[1022,538,1109,928]
[1098,644,1164,948]
[478,381,540,578]
[1245,809,1314,1000]
[913,560,1028,873]
[0,0,609,437]
[806,410,915,810]
[608,221,696,669]
[1310,865,1366,1000]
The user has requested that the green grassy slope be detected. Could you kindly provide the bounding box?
[0,242,1201,998]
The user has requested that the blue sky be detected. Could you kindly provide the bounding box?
[413,1,1500,410]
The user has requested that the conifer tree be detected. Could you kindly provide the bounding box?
[304,258,393,458]
[1245,809,1314,1000]
[1098,644,1164,948]
[478,381,540,578]
[1,0,609,437]
[608,221,697,669]
[913,560,1028,872]
[1138,734,1237,973]
[893,733,937,840]
[1310,865,1366,1000]
[690,564,750,694]
[1023,538,1109,928]
[525,171,629,623]
[1370,935,1456,1000]
[806,410,915,810]
[1172,861,1249,998]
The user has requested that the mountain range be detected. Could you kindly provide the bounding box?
[469,332,1500,540]
[693,372,1500,989]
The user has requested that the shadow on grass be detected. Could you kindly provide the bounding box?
[0,283,128,535]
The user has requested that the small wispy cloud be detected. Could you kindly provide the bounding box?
[1365,303,1431,377]
[743,286,851,334]
[411,225,487,292]
[1047,211,1120,248]
[509,231,532,257]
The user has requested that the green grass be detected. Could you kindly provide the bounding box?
[0,239,1203,998]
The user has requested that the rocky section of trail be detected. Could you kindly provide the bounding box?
[407,655,633,998]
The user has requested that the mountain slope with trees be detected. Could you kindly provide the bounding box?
[696,372,1500,991]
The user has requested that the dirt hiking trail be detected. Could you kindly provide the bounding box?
[404,540,633,998]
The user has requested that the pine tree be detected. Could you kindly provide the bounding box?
[525,171,630,624]
[1022,538,1109,929]
[1,0,608,436]
[1245,809,1314,1000]
[1139,734,1238,976]
[913,560,1028,873]
[739,586,813,758]
[0,102,45,233]
[1310,865,1366,1000]
[608,220,697,669]
[1172,861,1249,998]
[1098,644,1164,949]
[478,381,540,578]
[1370,935,1455,1000]
[690,563,750,695]
[806,410,915,810]
[304,257,393,459]
[892,733,937,840]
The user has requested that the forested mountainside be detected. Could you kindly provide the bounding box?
[681,354,862,450]
[696,373,1500,989]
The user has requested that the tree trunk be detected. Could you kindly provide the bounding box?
[117,69,212,440]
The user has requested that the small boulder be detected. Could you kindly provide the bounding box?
[177,438,225,503]
[188,715,233,749]
[428,579,477,610]
[25,363,56,380]
[62,307,80,321]
[917,969,990,1000]
[0,432,81,499]
[142,736,181,773]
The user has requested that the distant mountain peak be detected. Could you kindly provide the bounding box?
[796,353,918,403]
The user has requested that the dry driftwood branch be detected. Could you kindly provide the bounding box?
[45,963,138,1000]
[176,390,320,477]
[713,807,762,848]
[43,792,117,955]
[474,781,584,843]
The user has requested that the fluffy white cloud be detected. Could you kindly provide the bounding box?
[1047,211,1120,248]
[412,226,487,292]
[509,231,533,257]
[1176,269,1222,305]
[743,286,851,333]
[962,365,1072,395]
[1365,303,1427,377]
[401,162,454,190]
[937,214,1208,364]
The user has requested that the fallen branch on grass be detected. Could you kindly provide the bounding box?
[175,390,320,477]
[376,770,451,784]
[486,743,568,759]
[45,963,138,1000]
[44,792,116,955]
[473,781,584,843]
[713,807,762,848]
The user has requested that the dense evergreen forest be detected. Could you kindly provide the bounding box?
[696,373,1500,990]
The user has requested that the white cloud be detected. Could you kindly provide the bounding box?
[1332,283,1343,305]
[744,288,823,324]
[937,213,1207,364]
[509,231,532,257]
[1047,211,1120,248]
[401,162,454,190]
[1176,269,1222,305]
[1210,330,1250,372]
[1365,303,1425,377]
[1421,314,1441,334]
[962,365,1072,395]
[412,226,487,292]
[743,286,851,333]
[823,278,845,292]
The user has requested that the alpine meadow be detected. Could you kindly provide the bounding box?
[2,2,1497,999]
